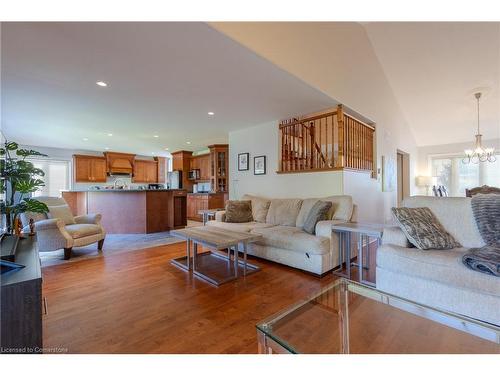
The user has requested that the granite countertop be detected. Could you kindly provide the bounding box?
[63,189,185,193]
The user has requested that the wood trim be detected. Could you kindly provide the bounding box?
[279,111,338,128]
[276,166,345,174]
[343,112,375,130]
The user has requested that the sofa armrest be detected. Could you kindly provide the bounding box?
[382,226,412,248]
[74,213,102,225]
[34,218,73,251]
[315,220,349,238]
[215,210,226,222]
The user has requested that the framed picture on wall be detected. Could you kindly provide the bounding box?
[254,155,266,175]
[382,155,396,192]
[238,153,249,171]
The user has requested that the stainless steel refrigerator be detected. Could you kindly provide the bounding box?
[167,170,182,189]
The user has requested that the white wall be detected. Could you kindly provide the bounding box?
[229,121,344,200]
[215,22,419,223]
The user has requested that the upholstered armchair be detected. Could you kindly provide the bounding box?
[21,196,106,260]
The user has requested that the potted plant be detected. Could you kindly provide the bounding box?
[1,140,49,236]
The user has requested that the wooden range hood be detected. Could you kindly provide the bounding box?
[104,152,135,175]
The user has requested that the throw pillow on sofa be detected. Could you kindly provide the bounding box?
[225,200,254,223]
[303,201,332,234]
[241,194,271,223]
[391,207,461,250]
[47,205,76,225]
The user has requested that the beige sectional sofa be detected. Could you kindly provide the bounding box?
[206,194,356,275]
[377,196,500,325]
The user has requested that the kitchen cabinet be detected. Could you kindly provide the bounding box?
[187,193,225,221]
[208,145,228,193]
[155,156,167,183]
[198,154,211,181]
[171,151,193,191]
[74,155,107,183]
[133,160,158,183]
[189,154,211,181]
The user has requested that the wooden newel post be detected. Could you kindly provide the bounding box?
[336,104,344,168]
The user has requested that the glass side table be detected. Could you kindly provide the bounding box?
[257,278,500,354]
[332,222,384,286]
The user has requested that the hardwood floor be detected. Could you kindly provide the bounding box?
[42,242,498,354]
[42,242,335,353]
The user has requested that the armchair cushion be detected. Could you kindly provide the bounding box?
[74,213,102,225]
[47,205,76,225]
[65,224,102,239]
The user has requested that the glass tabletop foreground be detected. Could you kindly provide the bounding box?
[256,278,500,354]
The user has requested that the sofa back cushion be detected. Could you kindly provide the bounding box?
[403,196,485,248]
[225,200,254,223]
[241,194,271,223]
[266,199,303,226]
[296,195,353,227]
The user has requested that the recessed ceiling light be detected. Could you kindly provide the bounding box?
[96,81,108,87]
[107,133,113,137]
[83,138,88,141]
[208,112,215,116]
[105,147,110,150]
[164,147,169,151]
[153,135,159,138]
[186,141,191,145]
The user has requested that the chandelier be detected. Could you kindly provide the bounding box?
[463,92,496,164]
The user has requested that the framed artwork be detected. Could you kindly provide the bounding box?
[254,155,266,175]
[382,155,396,192]
[238,153,249,171]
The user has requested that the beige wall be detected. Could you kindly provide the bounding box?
[215,22,418,223]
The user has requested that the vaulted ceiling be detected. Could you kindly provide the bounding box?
[2,22,499,154]
[0,22,334,155]
[363,22,500,146]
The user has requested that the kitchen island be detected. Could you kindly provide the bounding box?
[62,189,187,234]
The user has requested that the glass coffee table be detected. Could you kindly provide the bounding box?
[257,278,500,354]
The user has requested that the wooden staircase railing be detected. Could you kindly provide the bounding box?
[278,105,375,174]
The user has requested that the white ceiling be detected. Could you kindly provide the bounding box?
[363,22,500,146]
[0,22,334,156]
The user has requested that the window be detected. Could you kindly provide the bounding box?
[431,154,500,196]
[30,159,71,197]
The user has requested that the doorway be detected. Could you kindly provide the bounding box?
[397,150,410,206]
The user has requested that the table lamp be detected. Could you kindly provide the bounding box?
[416,176,435,196]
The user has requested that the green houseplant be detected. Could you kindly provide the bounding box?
[1,140,49,235]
